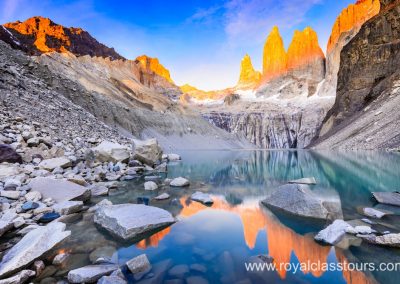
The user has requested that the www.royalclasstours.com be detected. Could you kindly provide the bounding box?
[245,261,400,273]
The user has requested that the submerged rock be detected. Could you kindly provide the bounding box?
[94,204,175,240]
[170,177,190,187]
[261,184,342,219]
[288,177,316,185]
[191,192,213,205]
[67,264,118,283]
[358,233,400,248]
[0,222,70,278]
[314,220,352,245]
[372,192,400,207]
[29,177,90,203]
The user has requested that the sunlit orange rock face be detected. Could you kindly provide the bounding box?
[3,16,123,59]
[286,27,325,80]
[327,0,380,52]
[179,84,228,103]
[136,55,173,83]
[262,26,287,82]
[237,54,262,89]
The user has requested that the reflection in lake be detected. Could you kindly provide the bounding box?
[52,150,400,284]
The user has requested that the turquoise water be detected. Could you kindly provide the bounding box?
[49,150,400,284]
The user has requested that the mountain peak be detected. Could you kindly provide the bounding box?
[135,55,173,83]
[262,26,287,82]
[237,54,261,88]
[1,16,124,60]
[327,0,380,52]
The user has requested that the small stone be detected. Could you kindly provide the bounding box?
[170,177,190,187]
[67,265,118,283]
[25,191,42,202]
[0,190,20,200]
[39,212,60,223]
[126,254,151,274]
[52,201,83,215]
[22,201,40,211]
[363,207,389,218]
[13,217,26,228]
[288,177,317,185]
[33,260,45,276]
[155,193,170,200]
[144,181,158,191]
[53,253,70,265]
[27,137,40,147]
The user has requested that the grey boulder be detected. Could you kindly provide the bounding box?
[288,177,317,185]
[357,233,400,248]
[191,192,213,205]
[170,177,190,187]
[52,200,83,215]
[0,269,35,284]
[314,220,353,245]
[126,254,151,274]
[372,192,400,207]
[94,204,175,240]
[133,139,162,166]
[68,264,118,283]
[93,141,130,163]
[39,157,71,171]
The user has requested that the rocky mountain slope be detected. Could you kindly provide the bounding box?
[312,0,400,149]
[0,17,250,150]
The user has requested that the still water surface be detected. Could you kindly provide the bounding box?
[45,150,400,284]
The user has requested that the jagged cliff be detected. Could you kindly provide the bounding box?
[313,0,400,149]
[262,26,287,82]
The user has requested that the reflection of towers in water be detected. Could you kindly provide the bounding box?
[134,196,373,282]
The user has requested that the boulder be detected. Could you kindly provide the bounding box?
[372,192,400,207]
[155,193,170,200]
[94,204,175,240]
[288,177,316,185]
[28,177,91,203]
[314,220,352,245]
[0,191,20,200]
[362,207,389,218]
[0,269,35,284]
[144,181,158,191]
[98,275,127,284]
[67,264,118,283]
[133,139,162,166]
[0,144,22,164]
[166,154,181,161]
[126,254,151,274]
[90,185,109,197]
[52,201,83,215]
[39,157,71,171]
[358,233,400,248]
[261,184,341,219]
[191,192,213,205]
[93,141,130,163]
[0,165,20,179]
[0,222,71,278]
[170,177,190,187]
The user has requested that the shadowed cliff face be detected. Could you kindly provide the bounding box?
[313,0,400,149]
[1,16,124,60]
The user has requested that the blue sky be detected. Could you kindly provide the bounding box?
[1,0,355,90]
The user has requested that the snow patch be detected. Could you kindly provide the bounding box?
[1,25,21,46]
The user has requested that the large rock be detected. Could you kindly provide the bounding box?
[0,211,18,237]
[0,165,20,179]
[372,192,400,207]
[0,144,22,164]
[261,184,342,219]
[133,139,162,166]
[94,204,175,240]
[93,141,130,163]
[0,222,71,278]
[39,157,71,171]
[28,177,91,203]
[314,219,353,245]
[288,177,316,185]
[170,177,190,187]
[358,233,400,248]
[191,192,213,205]
[68,264,118,283]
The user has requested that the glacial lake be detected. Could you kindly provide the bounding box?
[41,150,400,284]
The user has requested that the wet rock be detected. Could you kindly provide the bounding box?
[98,275,127,284]
[0,269,35,284]
[52,253,70,265]
[94,204,175,240]
[362,207,388,218]
[39,212,61,223]
[358,233,400,248]
[144,181,158,191]
[29,177,90,203]
[0,222,70,278]
[89,246,116,264]
[314,220,352,245]
[191,192,213,205]
[261,184,341,220]
[372,192,400,207]
[33,260,45,276]
[67,264,118,283]
[0,144,22,164]
[39,157,71,171]
[170,177,190,187]
[93,141,130,163]
[133,139,162,166]
[126,254,151,274]
[155,193,170,200]
[53,201,83,215]
[288,177,316,185]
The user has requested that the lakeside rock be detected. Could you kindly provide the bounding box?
[39,157,71,171]
[191,192,213,205]
[288,177,317,185]
[358,233,400,248]
[372,192,400,207]
[126,254,151,274]
[170,177,190,187]
[261,184,342,220]
[144,181,158,191]
[362,207,390,218]
[0,222,71,278]
[314,220,353,245]
[0,269,35,284]
[133,139,163,166]
[94,204,175,240]
[93,141,130,163]
[68,264,118,283]
[155,193,170,200]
